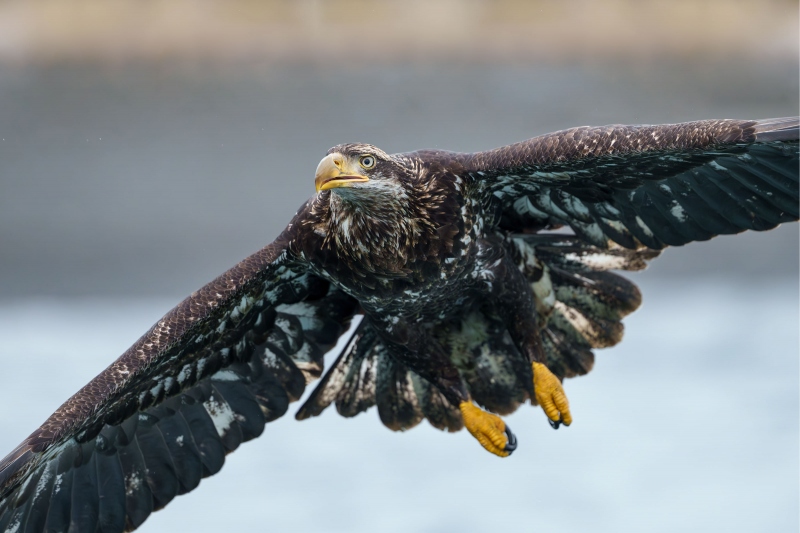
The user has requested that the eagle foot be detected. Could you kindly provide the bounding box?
[459,402,517,457]
[533,362,572,428]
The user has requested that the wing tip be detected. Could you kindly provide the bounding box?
[753,116,799,142]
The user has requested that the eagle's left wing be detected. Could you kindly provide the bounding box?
[463,117,799,248]
[0,222,358,533]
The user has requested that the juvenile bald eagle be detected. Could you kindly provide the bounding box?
[0,117,798,532]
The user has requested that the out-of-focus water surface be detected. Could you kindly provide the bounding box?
[0,280,797,532]
[0,5,798,530]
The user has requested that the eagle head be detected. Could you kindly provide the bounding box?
[314,143,408,203]
[313,143,439,271]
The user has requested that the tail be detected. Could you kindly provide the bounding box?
[296,321,464,432]
[298,234,657,430]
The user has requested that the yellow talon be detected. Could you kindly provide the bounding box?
[459,401,516,457]
[532,362,572,428]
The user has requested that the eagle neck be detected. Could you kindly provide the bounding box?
[325,184,434,275]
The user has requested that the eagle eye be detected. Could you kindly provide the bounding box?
[359,155,376,169]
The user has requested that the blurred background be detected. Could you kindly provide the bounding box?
[0,1,797,532]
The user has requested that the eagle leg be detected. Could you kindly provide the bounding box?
[367,313,516,456]
[476,248,573,428]
[532,362,572,428]
[459,402,517,457]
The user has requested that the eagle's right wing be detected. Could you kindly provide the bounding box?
[0,214,358,533]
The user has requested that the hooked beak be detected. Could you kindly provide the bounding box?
[315,153,369,192]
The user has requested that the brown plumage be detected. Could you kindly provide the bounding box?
[0,117,798,533]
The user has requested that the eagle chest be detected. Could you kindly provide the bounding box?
[317,197,483,317]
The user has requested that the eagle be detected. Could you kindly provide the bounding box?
[0,117,797,533]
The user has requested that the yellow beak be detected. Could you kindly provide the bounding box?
[315,153,369,192]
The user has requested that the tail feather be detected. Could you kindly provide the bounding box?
[300,234,654,430]
[299,309,532,430]
[414,373,463,432]
[297,321,463,432]
[295,321,378,420]
[541,327,595,379]
[376,348,425,431]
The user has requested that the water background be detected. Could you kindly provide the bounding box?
[0,281,796,532]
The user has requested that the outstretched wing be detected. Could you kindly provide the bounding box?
[0,224,358,532]
[465,117,799,248]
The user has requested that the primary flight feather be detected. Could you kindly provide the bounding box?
[0,117,797,533]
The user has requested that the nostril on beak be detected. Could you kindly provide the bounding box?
[333,158,343,169]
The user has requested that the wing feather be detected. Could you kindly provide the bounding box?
[0,222,359,532]
[465,118,799,248]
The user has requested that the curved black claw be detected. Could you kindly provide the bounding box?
[503,425,517,454]
[548,415,563,430]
